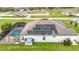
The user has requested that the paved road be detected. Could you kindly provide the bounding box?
[0,12,79,23]
[0,18,79,23]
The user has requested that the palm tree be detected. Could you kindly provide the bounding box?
[75,19,78,27]
[70,21,73,24]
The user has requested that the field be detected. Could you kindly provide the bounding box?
[48,9,79,18]
[63,20,79,33]
[31,9,79,18]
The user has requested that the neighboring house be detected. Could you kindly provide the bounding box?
[14,8,27,16]
[62,10,79,16]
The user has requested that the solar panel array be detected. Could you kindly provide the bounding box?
[27,24,58,35]
[28,30,52,34]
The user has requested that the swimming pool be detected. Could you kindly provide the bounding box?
[10,28,22,36]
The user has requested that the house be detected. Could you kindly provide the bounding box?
[14,8,28,17]
[20,19,79,45]
[0,19,79,45]
[62,10,79,16]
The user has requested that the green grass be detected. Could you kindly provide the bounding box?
[31,15,78,18]
[0,42,79,51]
[63,20,79,33]
[28,11,47,14]
[0,19,33,32]
[49,9,79,18]
[31,15,52,18]
[0,16,22,18]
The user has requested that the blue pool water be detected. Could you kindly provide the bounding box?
[10,29,21,36]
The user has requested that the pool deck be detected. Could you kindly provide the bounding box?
[0,27,23,44]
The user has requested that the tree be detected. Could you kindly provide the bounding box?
[0,7,4,12]
[70,21,73,24]
[75,22,78,27]
[75,19,78,27]
[1,23,12,31]
[48,7,55,10]
[4,7,15,12]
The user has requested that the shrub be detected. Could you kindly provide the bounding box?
[1,23,12,31]
[75,22,77,27]
[63,38,72,46]
[70,21,73,24]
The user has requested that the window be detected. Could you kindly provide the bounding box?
[22,37,24,40]
[25,38,27,41]
[43,36,45,40]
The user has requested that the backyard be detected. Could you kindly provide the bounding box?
[0,42,79,51]
[0,19,33,32]
[63,20,79,33]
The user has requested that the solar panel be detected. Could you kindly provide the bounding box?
[36,24,54,26]
[28,30,52,34]
[27,24,57,35]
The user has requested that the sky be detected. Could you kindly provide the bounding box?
[0,0,79,7]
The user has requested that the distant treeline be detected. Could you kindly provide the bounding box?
[0,7,15,12]
[0,7,76,12]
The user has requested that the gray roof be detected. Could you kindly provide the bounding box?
[64,10,79,13]
[21,19,78,36]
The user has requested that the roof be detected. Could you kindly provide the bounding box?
[13,22,26,27]
[64,10,79,13]
[21,19,78,36]
[14,9,27,16]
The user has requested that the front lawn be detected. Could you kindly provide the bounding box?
[0,19,33,32]
[0,42,79,51]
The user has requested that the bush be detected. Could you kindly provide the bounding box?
[70,21,73,24]
[1,23,12,31]
[63,38,72,46]
[75,22,77,27]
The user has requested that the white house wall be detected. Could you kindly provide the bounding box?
[20,36,79,42]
